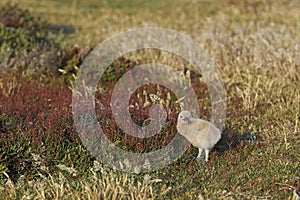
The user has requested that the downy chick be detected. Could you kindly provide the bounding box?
[177,110,221,162]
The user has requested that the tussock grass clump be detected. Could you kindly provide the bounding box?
[0,3,53,68]
[0,3,48,35]
[0,3,89,84]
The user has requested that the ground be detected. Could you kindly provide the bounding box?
[0,0,299,199]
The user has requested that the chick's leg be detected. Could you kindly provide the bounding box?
[196,148,203,159]
[204,149,210,162]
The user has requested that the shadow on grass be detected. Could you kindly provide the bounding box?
[214,128,261,153]
[48,24,75,34]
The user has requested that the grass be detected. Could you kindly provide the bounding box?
[0,0,300,199]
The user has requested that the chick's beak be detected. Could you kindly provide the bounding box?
[182,117,190,123]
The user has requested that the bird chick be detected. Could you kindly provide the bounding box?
[177,110,221,162]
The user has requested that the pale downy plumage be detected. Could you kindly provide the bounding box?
[177,110,221,162]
